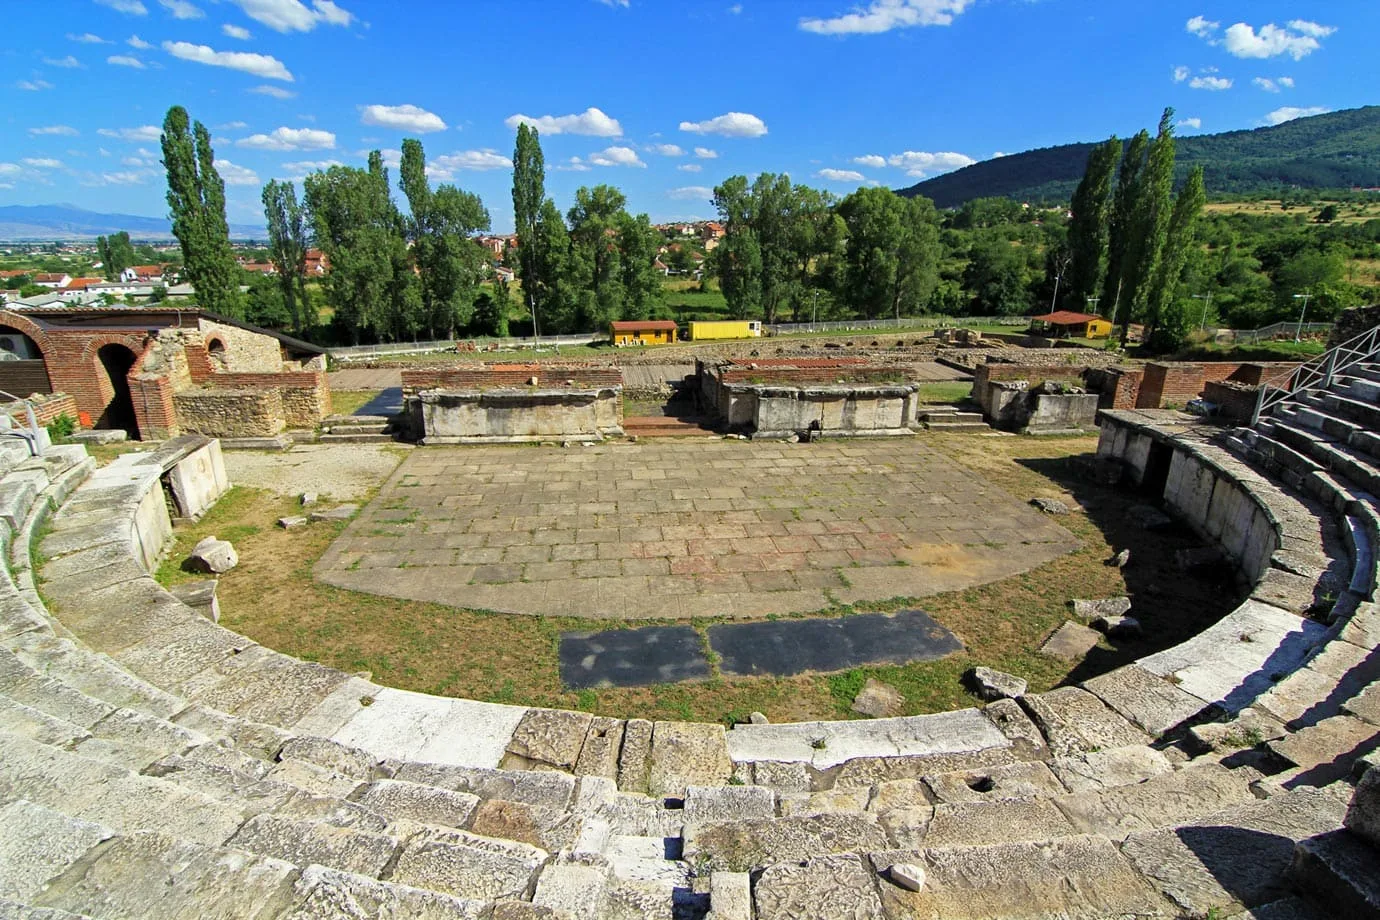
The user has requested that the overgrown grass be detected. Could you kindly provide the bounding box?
[1170,339,1328,362]
[329,390,383,417]
[914,382,975,405]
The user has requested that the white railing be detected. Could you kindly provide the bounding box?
[764,316,1029,336]
[0,390,45,456]
[328,333,605,361]
[1230,321,1333,345]
[1252,324,1380,425]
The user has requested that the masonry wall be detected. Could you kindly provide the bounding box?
[205,371,330,427]
[409,388,622,443]
[198,318,288,373]
[175,388,286,438]
[2,393,79,429]
[402,366,623,391]
[1134,361,1301,409]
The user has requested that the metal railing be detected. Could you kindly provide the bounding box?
[0,390,45,457]
[764,316,1029,336]
[1251,324,1380,425]
[328,333,605,361]
[1230,321,1333,345]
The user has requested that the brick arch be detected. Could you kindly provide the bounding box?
[0,311,55,358]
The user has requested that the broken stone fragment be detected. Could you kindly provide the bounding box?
[1093,614,1142,639]
[748,711,770,725]
[309,504,358,523]
[277,516,308,530]
[300,492,318,507]
[962,666,1027,701]
[1029,497,1070,515]
[851,678,905,718]
[886,862,926,892]
[186,536,237,574]
[1107,549,1131,568]
[169,579,219,623]
[1070,597,1132,621]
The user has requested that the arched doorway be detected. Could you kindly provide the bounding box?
[97,343,139,437]
[0,325,53,398]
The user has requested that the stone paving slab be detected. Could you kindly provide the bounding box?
[709,608,961,677]
[314,440,1077,619]
[559,625,711,689]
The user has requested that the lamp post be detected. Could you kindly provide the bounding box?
[1292,292,1312,342]
[1192,293,1212,332]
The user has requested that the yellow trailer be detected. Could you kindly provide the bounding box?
[688,320,762,341]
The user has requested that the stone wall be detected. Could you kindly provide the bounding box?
[401,365,623,392]
[197,318,289,373]
[205,371,330,428]
[1135,361,1298,410]
[174,388,286,438]
[1202,379,1261,422]
[1328,304,1380,347]
[406,388,623,443]
[697,359,917,437]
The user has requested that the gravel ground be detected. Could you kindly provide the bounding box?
[224,444,406,500]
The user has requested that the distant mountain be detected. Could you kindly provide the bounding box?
[0,205,264,241]
[899,106,1380,209]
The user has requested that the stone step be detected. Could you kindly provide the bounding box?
[1049,762,1263,842]
[1276,421,1380,497]
[316,432,395,444]
[1346,363,1380,386]
[227,812,402,878]
[1320,390,1380,435]
[1289,828,1380,919]
[1269,714,1380,787]
[0,800,115,905]
[218,435,293,451]
[7,634,185,722]
[1119,786,1346,918]
[322,415,392,426]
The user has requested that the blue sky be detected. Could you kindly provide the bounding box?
[2,0,1375,233]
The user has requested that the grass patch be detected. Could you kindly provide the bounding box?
[330,390,383,417]
[914,381,974,405]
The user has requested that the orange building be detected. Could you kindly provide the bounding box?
[611,319,678,346]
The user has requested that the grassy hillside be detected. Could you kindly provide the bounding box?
[900,106,1380,208]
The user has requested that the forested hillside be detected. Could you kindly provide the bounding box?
[900,106,1380,208]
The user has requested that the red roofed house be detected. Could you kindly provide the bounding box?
[31,274,71,289]
[1030,310,1114,339]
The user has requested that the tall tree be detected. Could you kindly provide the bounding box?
[617,211,663,321]
[836,187,942,319]
[1121,109,1178,331]
[1146,165,1207,351]
[261,179,310,333]
[511,124,546,330]
[529,198,576,334]
[160,105,242,317]
[1064,137,1121,311]
[1100,130,1149,323]
[96,231,135,281]
[567,185,628,330]
[711,176,762,319]
[400,138,491,338]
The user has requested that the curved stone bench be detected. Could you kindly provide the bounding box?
[7,398,1380,918]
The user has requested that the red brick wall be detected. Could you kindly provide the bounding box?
[3,393,79,429]
[1203,380,1261,422]
[718,366,906,385]
[186,343,215,384]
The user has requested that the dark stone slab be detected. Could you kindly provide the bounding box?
[709,609,962,678]
[357,387,404,416]
[560,625,710,689]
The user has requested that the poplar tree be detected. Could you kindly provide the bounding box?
[261,179,310,333]
[1121,109,1177,327]
[96,231,134,281]
[1146,165,1207,351]
[511,124,546,328]
[1064,137,1121,311]
[1100,130,1149,322]
[160,105,241,317]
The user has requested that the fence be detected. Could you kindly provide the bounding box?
[1223,322,1333,345]
[327,333,605,362]
[764,316,1030,336]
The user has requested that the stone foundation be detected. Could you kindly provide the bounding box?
[698,359,918,438]
[174,388,286,438]
[406,388,624,444]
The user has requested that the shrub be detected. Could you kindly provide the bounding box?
[45,413,76,441]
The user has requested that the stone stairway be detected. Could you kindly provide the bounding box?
[317,414,397,444]
[3,351,1380,916]
[917,406,989,432]
[621,415,718,439]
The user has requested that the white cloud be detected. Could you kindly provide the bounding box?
[1221,22,1329,60]
[649,143,685,156]
[17,80,54,91]
[1279,77,1295,88]
[121,155,149,166]
[597,0,630,6]
[886,150,975,177]
[729,3,742,12]
[588,145,646,168]
[44,56,82,68]
[98,125,161,142]
[1173,65,1190,83]
[159,0,204,18]
[225,0,352,32]
[222,23,252,39]
[127,34,153,48]
[98,170,154,185]
[0,164,20,176]
[1177,117,1203,130]
[679,112,767,137]
[1186,15,1218,38]
[360,103,447,133]
[237,126,335,150]
[668,186,713,201]
[96,0,148,14]
[66,33,110,43]
[1253,77,1291,93]
[677,163,703,173]
[555,156,591,173]
[219,121,249,129]
[29,125,79,136]
[22,158,64,169]
[852,154,886,168]
[1288,20,1336,39]
[504,106,622,137]
[429,149,512,172]
[1189,75,1232,91]
[1265,105,1330,126]
[214,159,260,186]
[817,168,865,182]
[162,40,293,80]
[249,84,296,99]
[693,146,718,159]
[107,54,146,68]
[799,0,972,35]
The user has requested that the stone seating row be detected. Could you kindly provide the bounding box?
[5,383,1380,917]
